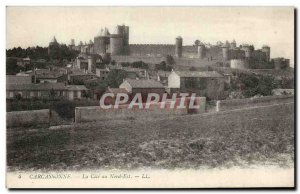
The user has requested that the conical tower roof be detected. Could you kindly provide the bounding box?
[51,36,57,43]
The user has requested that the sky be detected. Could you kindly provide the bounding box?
[6,7,294,65]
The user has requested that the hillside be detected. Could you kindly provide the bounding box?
[7,102,294,171]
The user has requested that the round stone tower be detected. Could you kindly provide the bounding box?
[175,36,183,58]
[241,45,252,58]
[197,44,206,59]
[222,46,229,61]
[262,45,271,62]
[117,25,129,46]
[110,34,124,55]
[116,25,129,54]
[230,40,236,49]
[273,58,289,70]
[94,36,109,55]
[48,36,60,56]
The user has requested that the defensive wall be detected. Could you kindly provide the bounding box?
[127,44,223,60]
[75,97,206,123]
[112,55,165,64]
[7,109,50,128]
[129,44,175,56]
[112,55,218,68]
[230,59,249,69]
[216,95,294,112]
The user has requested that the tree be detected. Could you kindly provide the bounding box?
[15,93,22,100]
[155,61,172,71]
[106,69,127,88]
[240,74,278,97]
[6,45,79,62]
[102,53,111,64]
[131,61,149,69]
[256,75,278,96]
[73,79,85,85]
[111,60,116,66]
[194,40,200,46]
[96,63,106,69]
[121,62,130,67]
[280,76,294,89]
[49,88,55,98]
[6,58,23,75]
[82,90,92,98]
[52,100,75,119]
[166,55,175,66]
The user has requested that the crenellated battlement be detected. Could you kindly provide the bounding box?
[67,24,272,67]
[129,44,175,47]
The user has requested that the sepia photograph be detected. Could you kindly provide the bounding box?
[5,6,295,188]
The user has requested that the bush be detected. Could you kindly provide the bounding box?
[52,100,75,119]
[15,94,22,100]
[155,61,172,71]
[166,55,175,66]
[131,61,149,69]
[280,76,294,89]
[240,74,278,98]
[106,69,127,88]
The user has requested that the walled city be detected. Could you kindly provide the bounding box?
[6,24,294,126]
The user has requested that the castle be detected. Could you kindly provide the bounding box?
[68,25,129,56]
[48,24,289,70]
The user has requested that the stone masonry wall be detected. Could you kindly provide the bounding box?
[7,109,50,128]
[75,97,206,123]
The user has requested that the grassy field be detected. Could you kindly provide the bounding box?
[7,103,294,171]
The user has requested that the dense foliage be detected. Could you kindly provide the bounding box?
[7,46,48,59]
[6,45,79,61]
[240,74,278,97]
[155,61,172,71]
[6,45,79,74]
[106,69,127,88]
[165,55,175,66]
[120,61,149,69]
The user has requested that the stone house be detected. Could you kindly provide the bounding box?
[6,83,88,101]
[96,67,110,81]
[156,71,171,85]
[36,72,67,83]
[168,70,225,100]
[6,75,32,85]
[103,87,130,105]
[119,78,165,101]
